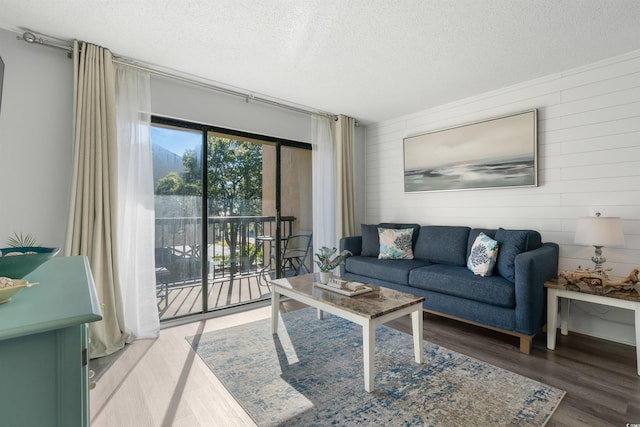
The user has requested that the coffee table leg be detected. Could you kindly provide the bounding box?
[363,321,375,392]
[317,308,324,320]
[271,290,280,334]
[411,307,423,364]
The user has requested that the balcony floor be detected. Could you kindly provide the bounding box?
[157,272,272,320]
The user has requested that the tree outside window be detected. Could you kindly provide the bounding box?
[156,135,263,274]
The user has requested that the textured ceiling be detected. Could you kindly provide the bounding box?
[2,0,640,123]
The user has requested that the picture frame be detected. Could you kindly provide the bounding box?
[403,109,537,192]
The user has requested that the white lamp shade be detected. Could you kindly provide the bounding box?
[574,216,625,247]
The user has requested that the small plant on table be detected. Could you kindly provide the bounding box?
[314,247,351,284]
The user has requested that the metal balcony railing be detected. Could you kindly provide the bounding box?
[154,215,296,286]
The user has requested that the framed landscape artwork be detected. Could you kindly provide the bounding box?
[403,110,538,192]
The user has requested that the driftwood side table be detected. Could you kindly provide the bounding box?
[545,278,640,375]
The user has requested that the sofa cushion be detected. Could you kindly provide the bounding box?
[467,232,499,276]
[345,256,430,285]
[361,224,381,257]
[378,228,414,260]
[408,264,515,308]
[494,228,542,282]
[414,226,470,266]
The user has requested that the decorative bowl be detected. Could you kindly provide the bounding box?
[0,247,60,279]
[0,279,30,304]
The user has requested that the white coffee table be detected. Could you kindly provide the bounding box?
[269,273,425,392]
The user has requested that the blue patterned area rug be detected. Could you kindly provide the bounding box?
[186,308,564,426]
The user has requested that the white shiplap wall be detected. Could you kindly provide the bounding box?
[364,50,640,345]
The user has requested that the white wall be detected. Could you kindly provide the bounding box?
[151,75,313,143]
[364,50,640,345]
[0,28,73,249]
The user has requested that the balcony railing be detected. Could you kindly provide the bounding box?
[154,215,296,287]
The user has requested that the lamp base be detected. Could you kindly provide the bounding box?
[591,245,607,274]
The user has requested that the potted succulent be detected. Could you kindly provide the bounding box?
[314,246,351,284]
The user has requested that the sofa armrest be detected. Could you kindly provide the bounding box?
[339,236,362,276]
[514,242,559,335]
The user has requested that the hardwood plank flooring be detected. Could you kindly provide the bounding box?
[90,300,639,426]
[158,274,272,320]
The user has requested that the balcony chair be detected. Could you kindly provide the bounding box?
[281,233,313,277]
[155,248,173,309]
[155,246,203,308]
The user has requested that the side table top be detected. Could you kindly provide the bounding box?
[545,278,640,302]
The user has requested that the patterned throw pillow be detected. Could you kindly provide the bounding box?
[378,228,414,260]
[467,232,500,276]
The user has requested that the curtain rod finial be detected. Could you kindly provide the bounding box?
[22,32,38,43]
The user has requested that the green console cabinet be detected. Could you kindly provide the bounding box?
[0,256,102,427]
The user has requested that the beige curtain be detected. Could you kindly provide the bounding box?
[335,114,356,239]
[66,41,128,358]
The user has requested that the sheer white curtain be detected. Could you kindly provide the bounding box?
[115,64,160,339]
[312,115,336,263]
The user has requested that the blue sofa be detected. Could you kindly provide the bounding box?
[340,223,559,353]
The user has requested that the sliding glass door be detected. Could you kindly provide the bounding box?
[204,131,274,312]
[280,145,313,276]
[151,117,311,321]
[152,124,204,319]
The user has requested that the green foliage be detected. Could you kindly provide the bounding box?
[155,136,263,216]
[314,247,352,272]
[156,172,185,195]
[6,232,38,248]
[206,137,263,216]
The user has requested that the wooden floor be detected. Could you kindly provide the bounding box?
[158,273,272,320]
[91,300,640,427]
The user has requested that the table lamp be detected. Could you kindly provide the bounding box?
[574,212,624,270]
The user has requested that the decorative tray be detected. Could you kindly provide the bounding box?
[315,278,372,296]
[0,278,38,304]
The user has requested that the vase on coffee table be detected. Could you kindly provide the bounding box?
[319,271,332,284]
